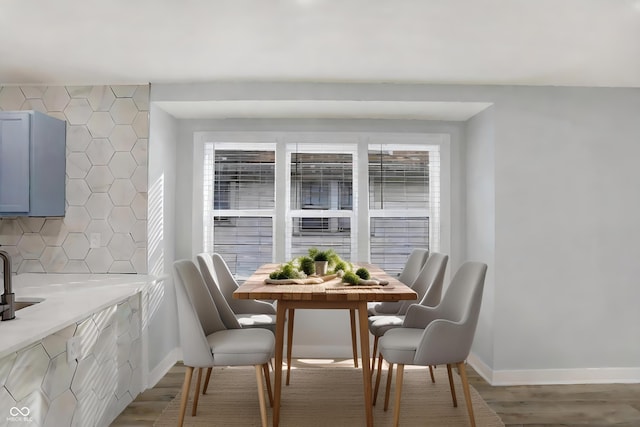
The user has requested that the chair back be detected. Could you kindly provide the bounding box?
[174,259,227,335]
[196,253,242,329]
[438,261,487,325]
[211,252,241,302]
[416,261,487,365]
[397,248,429,286]
[212,252,276,315]
[398,252,448,315]
[173,260,224,367]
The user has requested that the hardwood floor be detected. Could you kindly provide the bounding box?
[464,367,640,427]
[111,359,640,426]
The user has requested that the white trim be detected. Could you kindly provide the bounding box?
[146,347,181,389]
[466,352,494,384]
[192,130,451,266]
[191,133,205,257]
[467,352,640,385]
[438,135,451,258]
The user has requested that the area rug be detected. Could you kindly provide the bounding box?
[154,364,504,426]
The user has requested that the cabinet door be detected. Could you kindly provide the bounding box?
[0,113,31,213]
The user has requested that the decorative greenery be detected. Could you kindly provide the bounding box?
[269,262,305,280]
[299,256,315,275]
[325,249,341,267]
[311,249,329,262]
[333,260,348,273]
[309,248,345,272]
[269,248,358,280]
[342,271,360,285]
[355,267,370,280]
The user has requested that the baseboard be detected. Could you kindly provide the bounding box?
[467,352,640,385]
[147,347,180,389]
[491,367,640,385]
[467,352,494,384]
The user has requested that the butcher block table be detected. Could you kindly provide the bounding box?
[234,263,417,427]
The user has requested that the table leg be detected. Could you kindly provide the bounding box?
[286,308,295,385]
[273,302,287,427]
[350,309,359,368]
[357,301,374,427]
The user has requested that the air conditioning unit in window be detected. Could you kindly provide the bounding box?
[214,216,234,226]
[301,205,328,231]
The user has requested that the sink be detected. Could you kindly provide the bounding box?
[14,298,45,310]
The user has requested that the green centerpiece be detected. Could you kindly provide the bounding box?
[311,250,330,275]
[267,248,370,283]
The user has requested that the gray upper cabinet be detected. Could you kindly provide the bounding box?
[0,111,66,217]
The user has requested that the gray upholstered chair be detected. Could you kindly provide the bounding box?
[378,261,488,427]
[368,252,448,402]
[397,248,430,285]
[197,252,276,396]
[208,252,348,385]
[198,252,276,331]
[210,252,277,324]
[368,248,429,316]
[206,252,303,383]
[173,259,275,427]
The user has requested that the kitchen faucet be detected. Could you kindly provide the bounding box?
[0,249,15,321]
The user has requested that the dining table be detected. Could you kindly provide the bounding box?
[233,263,418,427]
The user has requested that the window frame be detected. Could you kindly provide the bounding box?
[193,131,450,271]
[284,141,358,261]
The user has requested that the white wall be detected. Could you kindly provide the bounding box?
[151,82,640,384]
[145,104,179,382]
[464,106,496,376]
[491,87,640,383]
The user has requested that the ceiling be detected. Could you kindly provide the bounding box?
[1,1,639,121]
[1,0,639,88]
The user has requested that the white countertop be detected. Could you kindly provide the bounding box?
[0,273,156,359]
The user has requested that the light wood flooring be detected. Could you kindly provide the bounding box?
[111,359,640,426]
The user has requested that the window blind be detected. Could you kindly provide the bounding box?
[201,138,442,277]
[203,143,275,277]
[368,144,440,274]
[288,150,355,260]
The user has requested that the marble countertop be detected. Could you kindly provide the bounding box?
[0,273,156,359]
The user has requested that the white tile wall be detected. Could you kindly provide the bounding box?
[0,85,149,273]
[0,295,143,427]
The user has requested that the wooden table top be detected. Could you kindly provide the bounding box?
[234,263,418,302]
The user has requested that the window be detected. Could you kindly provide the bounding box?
[287,144,356,260]
[199,134,444,277]
[202,143,275,276]
[368,144,440,275]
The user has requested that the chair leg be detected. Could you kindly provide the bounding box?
[457,361,476,427]
[191,367,203,416]
[286,308,295,385]
[372,353,384,405]
[202,367,212,394]
[428,365,435,383]
[447,363,457,407]
[263,363,273,407]
[384,362,394,411]
[370,335,378,375]
[255,365,268,427]
[349,308,359,368]
[178,366,193,427]
[392,364,405,427]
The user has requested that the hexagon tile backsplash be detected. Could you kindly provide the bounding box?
[0,85,148,274]
[0,295,143,427]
